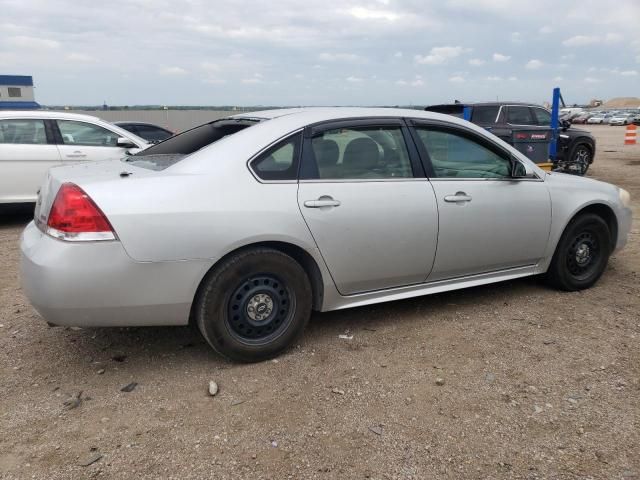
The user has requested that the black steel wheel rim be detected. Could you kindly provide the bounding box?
[566,231,600,279]
[226,274,294,345]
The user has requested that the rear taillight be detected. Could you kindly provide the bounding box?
[46,183,116,241]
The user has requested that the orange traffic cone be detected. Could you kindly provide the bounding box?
[625,124,637,145]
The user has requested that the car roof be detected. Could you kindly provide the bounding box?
[428,101,541,108]
[171,106,524,174]
[0,110,106,122]
[113,121,169,127]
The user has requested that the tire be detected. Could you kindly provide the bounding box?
[195,248,312,362]
[569,143,592,175]
[545,214,611,291]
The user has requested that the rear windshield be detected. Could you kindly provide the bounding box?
[125,118,259,170]
[471,106,500,124]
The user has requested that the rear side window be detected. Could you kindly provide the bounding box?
[250,133,302,181]
[506,106,535,125]
[57,120,120,146]
[0,119,47,144]
[471,106,500,124]
[303,126,413,180]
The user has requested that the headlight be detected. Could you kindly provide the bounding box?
[618,188,631,208]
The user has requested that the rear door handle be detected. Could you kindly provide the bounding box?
[444,192,472,203]
[304,197,341,208]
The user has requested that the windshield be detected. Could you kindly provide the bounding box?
[125,118,260,170]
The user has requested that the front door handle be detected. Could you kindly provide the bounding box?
[304,197,341,208]
[444,192,472,203]
[66,151,87,159]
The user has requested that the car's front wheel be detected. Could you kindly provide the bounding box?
[545,214,611,291]
[195,248,312,362]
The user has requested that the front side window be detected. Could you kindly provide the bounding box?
[414,128,511,179]
[532,108,551,126]
[506,106,535,125]
[57,120,120,147]
[0,119,47,144]
[250,133,301,181]
[305,126,412,180]
[8,87,22,98]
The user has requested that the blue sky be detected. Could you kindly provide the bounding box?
[1,0,639,106]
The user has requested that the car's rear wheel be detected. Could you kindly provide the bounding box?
[545,214,611,291]
[569,144,592,175]
[195,248,312,362]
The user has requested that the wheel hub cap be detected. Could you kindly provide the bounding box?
[246,293,274,322]
[575,243,591,265]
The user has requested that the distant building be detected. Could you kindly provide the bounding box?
[0,75,40,109]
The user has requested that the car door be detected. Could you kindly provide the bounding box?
[0,118,61,203]
[54,119,135,164]
[410,121,551,281]
[297,119,439,295]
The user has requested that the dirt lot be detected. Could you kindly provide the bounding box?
[1,125,638,479]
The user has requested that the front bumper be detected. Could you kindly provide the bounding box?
[615,207,633,253]
[20,221,210,327]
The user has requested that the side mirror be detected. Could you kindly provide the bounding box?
[561,119,571,130]
[511,158,535,178]
[116,137,137,149]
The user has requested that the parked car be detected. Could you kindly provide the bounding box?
[609,113,634,126]
[424,102,596,175]
[571,112,594,124]
[21,108,632,362]
[587,114,611,124]
[0,111,148,205]
[114,121,174,143]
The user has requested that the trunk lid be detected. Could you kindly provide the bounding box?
[34,159,156,229]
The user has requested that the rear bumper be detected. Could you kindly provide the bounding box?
[20,221,210,327]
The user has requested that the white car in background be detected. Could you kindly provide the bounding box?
[0,111,148,204]
[609,113,634,126]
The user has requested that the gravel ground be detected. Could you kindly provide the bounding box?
[0,125,638,479]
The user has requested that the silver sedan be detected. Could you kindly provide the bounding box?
[21,108,633,362]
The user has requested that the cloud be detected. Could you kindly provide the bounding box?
[449,75,465,83]
[65,53,95,63]
[318,52,361,62]
[469,58,485,66]
[346,76,363,82]
[620,70,638,76]
[584,77,601,83]
[539,26,553,34]
[415,46,469,65]
[492,53,510,62]
[507,76,518,81]
[347,7,401,21]
[486,76,501,81]
[394,51,403,58]
[525,59,543,70]
[563,33,624,46]
[159,66,188,76]
[6,35,59,50]
[553,76,564,81]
